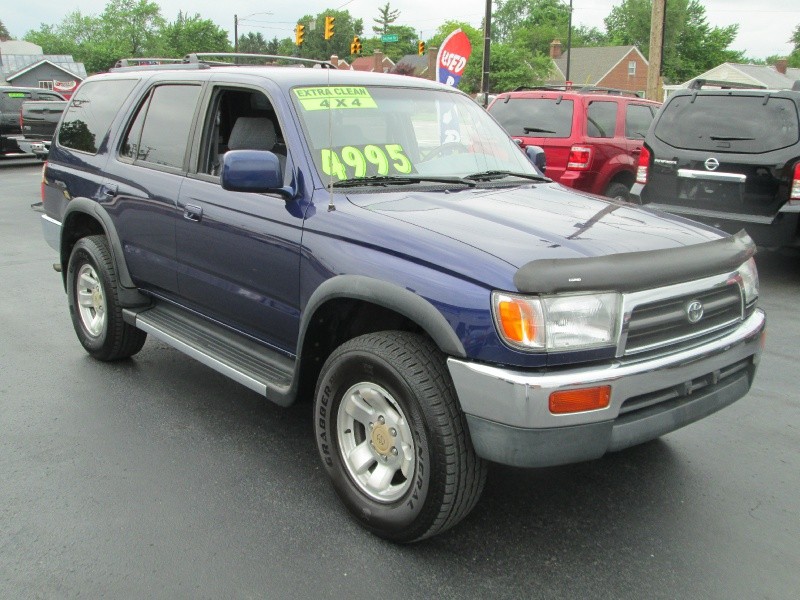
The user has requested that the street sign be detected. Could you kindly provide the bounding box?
[380,34,399,43]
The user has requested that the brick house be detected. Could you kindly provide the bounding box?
[548,40,650,96]
[348,51,395,73]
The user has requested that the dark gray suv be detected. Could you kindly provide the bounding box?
[631,85,800,247]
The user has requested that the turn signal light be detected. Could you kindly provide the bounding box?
[497,297,538,345]
[549,386,611,414]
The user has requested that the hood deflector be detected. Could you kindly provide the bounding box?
[513,230,756,294]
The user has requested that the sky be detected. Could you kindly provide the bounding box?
[3,0,799,61]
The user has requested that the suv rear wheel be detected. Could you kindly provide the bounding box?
[67,235,147,361]
[314,331,487,542]
[605,181,631,201]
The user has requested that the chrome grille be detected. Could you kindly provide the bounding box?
[622,280,743,357]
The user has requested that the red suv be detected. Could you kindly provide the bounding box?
[488,86,660,199]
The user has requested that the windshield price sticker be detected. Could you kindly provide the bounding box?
[321,144,412,180]
[294,87,378,111]
[7,92,29,98]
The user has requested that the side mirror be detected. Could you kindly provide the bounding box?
[526,145,547,175]
[221,150,291,197]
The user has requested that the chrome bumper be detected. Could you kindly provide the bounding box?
[447,309,766,467]
[41,214,61,252]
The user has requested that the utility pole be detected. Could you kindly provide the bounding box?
[480,0,491,106]
[646,0,666,101]
[565,0,573,83]
[234,14,238,53]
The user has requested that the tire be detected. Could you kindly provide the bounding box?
[314,332,487,543]
[605,181,631,201]
[66,235,147,361]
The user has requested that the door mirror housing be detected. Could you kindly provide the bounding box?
[221,150,292,198]
[526,145,547,175]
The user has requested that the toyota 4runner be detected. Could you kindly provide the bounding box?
[40,54,765,542]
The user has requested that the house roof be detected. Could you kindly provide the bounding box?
[394,55,428,76]
[680,63,799,90]
[350,55,395,73]
[1,54,87,83]
[550,46,644,85]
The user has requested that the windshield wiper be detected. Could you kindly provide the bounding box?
[464,170,550,183]
[709,135,754,141]
[331,175,476,188]
[523,127,556,134]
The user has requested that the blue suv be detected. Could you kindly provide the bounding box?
[40,54,766,542]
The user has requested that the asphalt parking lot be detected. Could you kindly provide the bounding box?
[1,161,799,599]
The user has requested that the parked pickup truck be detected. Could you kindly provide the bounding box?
[0,86,64,155]
[16,99,67,159]
[40,54,766,542]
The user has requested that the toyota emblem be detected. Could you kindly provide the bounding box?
[704,157,719,171]
[686,300,704,324]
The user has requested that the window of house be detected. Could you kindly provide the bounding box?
[628,61,637,76]
[38,80,54,90]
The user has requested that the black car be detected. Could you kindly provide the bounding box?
[0,86,65,155]
[630,83,800,247]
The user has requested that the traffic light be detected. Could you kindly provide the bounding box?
[350,36,361,55]
[324,16,335,40]
[295,24,305,46]
[355,37,362,54]
[418,40,426,56]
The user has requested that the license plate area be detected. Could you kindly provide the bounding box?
[677,169,745,206]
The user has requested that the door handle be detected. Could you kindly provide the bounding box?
[183,204,203,222]
[631,148,641,154]
[103,184,118,197]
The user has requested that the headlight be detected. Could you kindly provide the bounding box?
[738,258,759,305]
[492,291,620,352]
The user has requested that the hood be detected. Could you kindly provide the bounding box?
[349,182,724,271]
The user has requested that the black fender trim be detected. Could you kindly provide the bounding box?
[513,229,756,294]
[299,275,466,358]
[62,198,149,306]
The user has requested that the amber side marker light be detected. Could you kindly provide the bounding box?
[549,386,611,414]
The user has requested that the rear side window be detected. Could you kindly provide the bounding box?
[586,101,617,138]
[625,104,654,139]
[1,90,33,111]
[654,94,800,153]
[489,97,574,138]
[59,79,137,153]
[121,84,201,169]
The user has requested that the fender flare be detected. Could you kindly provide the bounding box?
[61,198,148,305]
[299,275,466,358]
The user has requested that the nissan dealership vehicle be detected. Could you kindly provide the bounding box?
[631,84,800,247]
[39,54,765,542]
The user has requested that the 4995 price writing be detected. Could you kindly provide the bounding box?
[320,144,413,180]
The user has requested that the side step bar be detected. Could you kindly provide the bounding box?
[123,303,296,405]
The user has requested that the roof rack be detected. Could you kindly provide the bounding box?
[109,53,336,73]
[511,85,641,98]
[687,79,767,90]
[183,53,335,69]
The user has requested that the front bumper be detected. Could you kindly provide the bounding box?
[447,309,765,467]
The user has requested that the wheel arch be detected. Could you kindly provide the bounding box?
[61,198,148,306]
[291,275,467,403]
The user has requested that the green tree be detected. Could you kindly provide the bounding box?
[159,12,230,57]
[296,10,363,61]
[372,3,400,36]
[604,0,743,83]
[97,0,165,62]
[790,24,800,68]
[238,32,270,54]
[0,20,11,41]
[25,12,104,71]
[380,25,418,62]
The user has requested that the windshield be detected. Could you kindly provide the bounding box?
[291,85,538,183]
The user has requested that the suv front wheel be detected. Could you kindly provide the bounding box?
[66,235,147,361]
[314,331,487,542]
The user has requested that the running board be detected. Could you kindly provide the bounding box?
[123,303,296,405]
